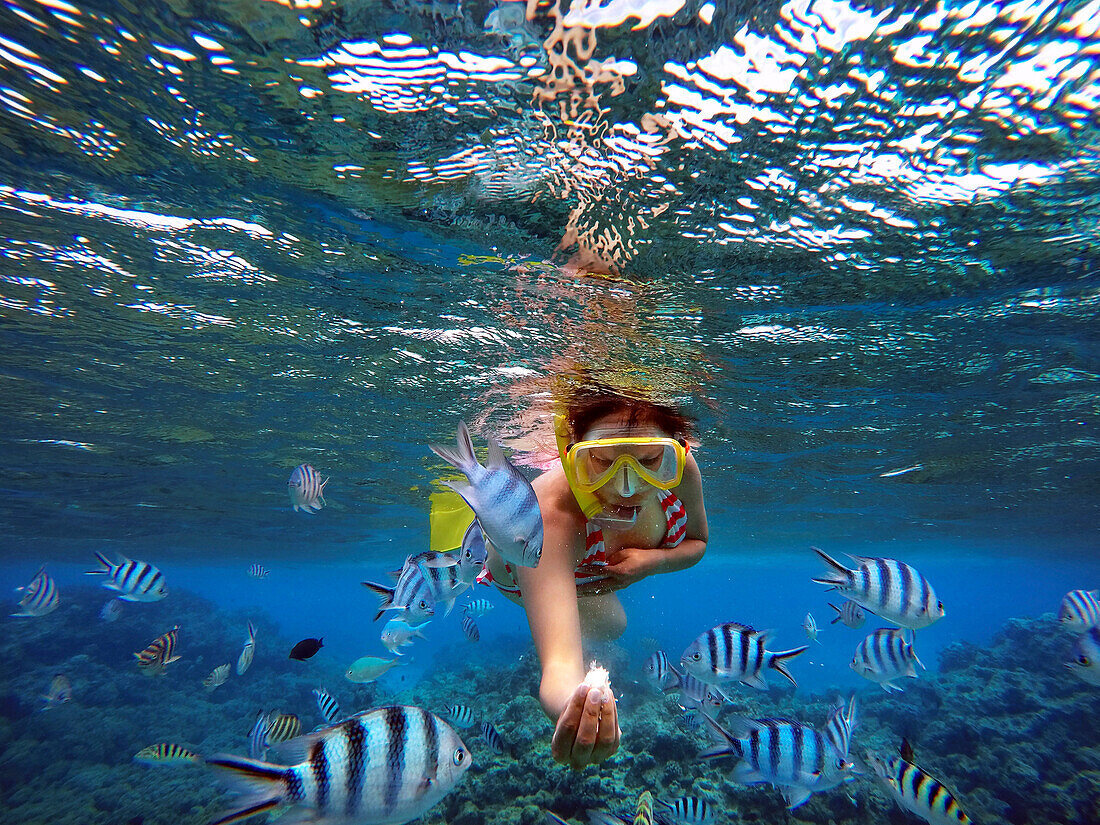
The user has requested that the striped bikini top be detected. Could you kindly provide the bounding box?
[572,489,689,588]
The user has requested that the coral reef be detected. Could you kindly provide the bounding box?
[2,589,1097,825]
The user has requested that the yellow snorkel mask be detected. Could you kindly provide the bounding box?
[554,414,687,520]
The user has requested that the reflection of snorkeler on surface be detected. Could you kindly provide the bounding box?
[482,381,709,770]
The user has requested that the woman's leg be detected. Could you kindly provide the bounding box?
[578,593,627,641]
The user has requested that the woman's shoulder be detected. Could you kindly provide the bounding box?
[533,465,586,530]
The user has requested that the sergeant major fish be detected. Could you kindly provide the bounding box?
[462,614,480,642]
[313,686,342,724]
[1059,589,1100,631]
[642,650,681,692]
[811,547,943,630]
[362,556,436,625]
[803,612,820,643]
[134,743,201,766]
[700,714,854,809]
[430,421,543,569]
[85,553,167,602]
[41,674,72,710]
[658,796,714,824]
[828,600,866,629]
[12,566,59,617]
[203,664,230,692]
[851,628,925,692]
[288,463,327,513]
[134,625,181,676]
[206,706,471,825]
[864,739,971,825]
[99,598,123,622]
[681,622,808,689]
[236,621,257,675]
[419,519,489,587]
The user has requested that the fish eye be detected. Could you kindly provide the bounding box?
[835,758,847,769]
[1080,655,1091,666]
[692,652,701,661]
[452,747,467,766]
[938,601,944,611]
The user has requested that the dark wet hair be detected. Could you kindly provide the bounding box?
[563,386,694,442]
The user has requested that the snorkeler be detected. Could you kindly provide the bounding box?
[482,383,709,769]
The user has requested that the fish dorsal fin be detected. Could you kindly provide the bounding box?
[900,738,915,763]
[486,438,509,469]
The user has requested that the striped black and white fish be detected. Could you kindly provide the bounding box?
[207,706,471,825]
[462,614,480,642]
[802,612,820,643]
[12,566,59,617]
[643,650,681,692]
[395,552,469,617]
[85,552,167,602]
[864,740,971,825]
[419,520,489,588]
[811,547,943,630]
[828,600,866,629]
[134,743,201,765]
[824,695,857,758]
[266,713,302,743]
[288,463,327,513]
[480,720,504,755]
[203,664,230,692]
[362,555,436,625]
[672,672,727,717]
[447,704,475,728]
[700,714,854,809]
[1065,626,1100,686]
[1059,589,1100,631]
[430,421,543,569]
[248,563,269,579]
[463,598,495,619]
[134,625,181,676]
[249,711,271,760]
[657,795,714,824]
[680,622,808,689]
[314,686,342,725]
[851,628,925,692]
[237,621,257,676]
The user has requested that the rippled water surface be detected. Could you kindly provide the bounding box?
[0,0,1097,556]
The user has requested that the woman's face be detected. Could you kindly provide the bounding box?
[578,410,674,508]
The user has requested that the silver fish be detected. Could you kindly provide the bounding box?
[203,664,230,692]
[447,704,475,728]
[362,555,436,625]
[1066,626,1100,686]
[288,463,327,513]
[380,617,427,656]
[658,796,714,824]
[249,711,271,760]
[864,740,972,825]
[824,695,857,758]
[462,614,480,642]
[85,552,167,602]
[672,672,727,717]
[248,563,269,579]
[643,650,681,692]
[420,520,489,587]
[236,621,256,676]
[430,421,543,569]
[12,566,59,617]
[41,674,72,710]
[99,598,123,622]
[1059,589,1100,631]
[803,612,820,643]
[208,707,471,825]
[701,714,854,809]
[480,720,504,755]
[400,551,469,616]
[811,547,943,630]
[313,686,342,724]
[851,628,925,692]
[463,598,495,619]
[828,600,866,629]
[681,622,807,689]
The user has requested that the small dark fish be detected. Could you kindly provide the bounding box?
[480,720,504,755]
[289,638,323,660]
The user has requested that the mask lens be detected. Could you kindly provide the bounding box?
[569,439,683,491]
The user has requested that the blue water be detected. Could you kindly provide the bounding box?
[2,0,1099,822]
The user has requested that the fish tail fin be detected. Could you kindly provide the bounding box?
[827,603,845,623]
[768,646,809,686]
[205,754,289,825]
[361,580,395,619]
[430,421,480,475]
[810,546,851,587]
[85,551,113,575]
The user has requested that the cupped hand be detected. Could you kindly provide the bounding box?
[550,682,620,770]
[602,547,662,587]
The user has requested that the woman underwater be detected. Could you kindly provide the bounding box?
[481,383,709,770]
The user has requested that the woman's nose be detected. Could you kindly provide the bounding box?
[616,465,637,497]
